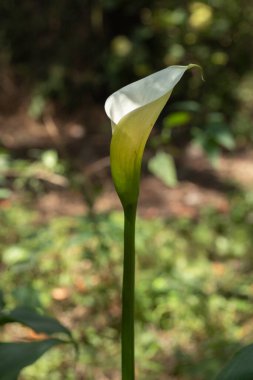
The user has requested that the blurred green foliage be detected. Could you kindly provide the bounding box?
[0,148,68,198]
[0,0,252,144]
[0,0,252,177]
[1,189,253,378]
[1,1,253,378]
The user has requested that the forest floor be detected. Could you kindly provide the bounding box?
[1,104,253,220]
[2,106,253,380]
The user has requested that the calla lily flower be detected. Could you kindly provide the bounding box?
[105,64,200,208]
[105,64,202,380]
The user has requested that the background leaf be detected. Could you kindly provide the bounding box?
[0,307,72,338]
[0,339,64,380]
[148,151,178,187]
[215,344,253,380]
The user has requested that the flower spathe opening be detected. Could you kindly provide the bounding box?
[105,64,202,207]
[105,64,201,128]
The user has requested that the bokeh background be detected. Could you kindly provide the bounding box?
[1,1,253,379]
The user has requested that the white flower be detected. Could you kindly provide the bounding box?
[105,64,200,207]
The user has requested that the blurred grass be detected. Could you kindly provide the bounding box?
[1,189,253,379]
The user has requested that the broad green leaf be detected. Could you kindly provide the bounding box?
[105,64,201,207]
[215,129,235,150]
[0,307,72,338]
[0,339,63,380]
[148,152,178,187]
[215,344,253,380]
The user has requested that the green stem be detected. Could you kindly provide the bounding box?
[122,203,137,380]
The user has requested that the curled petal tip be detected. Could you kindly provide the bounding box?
[188,63,205,81]
[105,65,191,127]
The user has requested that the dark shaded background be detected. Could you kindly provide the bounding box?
[1,0,253,156]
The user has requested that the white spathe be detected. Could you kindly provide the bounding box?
[105,65,191,127]
[105,64,200,206]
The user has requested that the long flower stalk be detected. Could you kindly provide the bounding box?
[104,64,201,380]
[122,203,137,380]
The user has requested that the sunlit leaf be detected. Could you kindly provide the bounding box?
[163,111,191,129]
[148,152,178,187]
